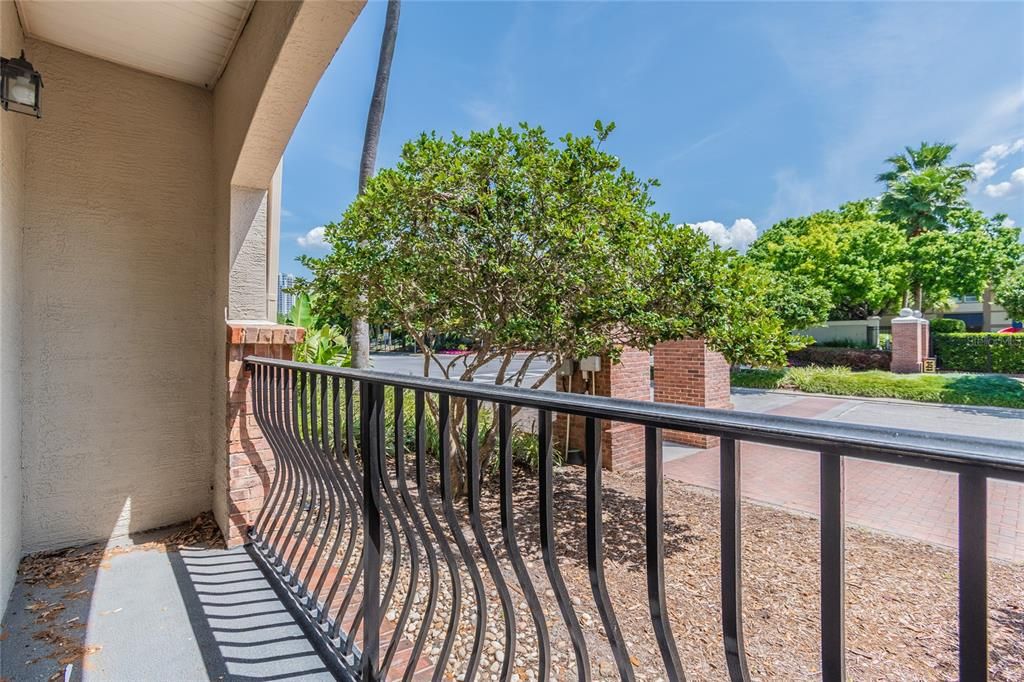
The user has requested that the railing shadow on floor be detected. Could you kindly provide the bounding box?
[166,545,341,681]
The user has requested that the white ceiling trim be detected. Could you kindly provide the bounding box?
[14,0,255,89]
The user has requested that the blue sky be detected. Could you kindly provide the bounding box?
[281,1,1024,276]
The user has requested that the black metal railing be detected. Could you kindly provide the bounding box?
[244,356,1023,681]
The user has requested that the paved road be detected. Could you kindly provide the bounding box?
[372,353,1022,440]
[371,352,556,389]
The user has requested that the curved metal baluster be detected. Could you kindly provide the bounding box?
[264,366,296,557]
[255,365,294,550]
[393,390,440,681]
[280,370,317,579]
[250,363,278,541]
[537,409,591,681]
[361,381,385,680]
[290,372,331,594]
[294,373,336,596]
[414,390,461,680]
[380,388,420,677]
[332,380,369,644]
[345,430,404,657]
[466,399,516,680]
[498,404,550,682]
[584,417,635,680]
[329,378,367,642]
[258,366,301,561]
[439,394,487,681]
[305,375,348,612]
[271,369,309,574]
[644,427,685,681]
[320,376,362,628]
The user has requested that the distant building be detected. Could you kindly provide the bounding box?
[277,273,296,318]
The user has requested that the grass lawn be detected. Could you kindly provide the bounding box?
[732,365,1024,409]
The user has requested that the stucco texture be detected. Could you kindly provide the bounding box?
[20,40,217,552]
[0,0,25,620]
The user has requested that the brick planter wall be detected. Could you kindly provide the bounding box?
[553,347,650,471]
[652,339,732,449]
[219,322,303,547]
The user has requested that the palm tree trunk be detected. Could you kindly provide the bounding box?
[351,0,401,369]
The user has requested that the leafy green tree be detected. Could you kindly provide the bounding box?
[746,201,908,321]
[996,265,1024,322]
[301,122,795,488]
[876,142,976,308]
[904,211,1022,316]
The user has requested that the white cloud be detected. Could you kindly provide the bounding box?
[981,138,1024,161]
[984,182,1014,198]
[1002,216,1016,227]
[971,139,1024,192]
[688,218,759,253]
[297,226,328,248]
[974,158,999,183]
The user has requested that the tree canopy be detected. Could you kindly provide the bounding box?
[997,265,1024,322]
[748,144,1022,321]
[301,122,796,381]
[746,201,908,321]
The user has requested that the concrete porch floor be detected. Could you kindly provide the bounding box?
[1,531,334,681]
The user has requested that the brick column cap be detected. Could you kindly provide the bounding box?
[227,321,305,345]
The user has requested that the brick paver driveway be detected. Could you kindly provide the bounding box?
[663,391,1024,562]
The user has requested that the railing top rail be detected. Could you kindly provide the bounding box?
[245,356,1024,479]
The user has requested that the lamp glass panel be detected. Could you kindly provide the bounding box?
[9,74,35,106]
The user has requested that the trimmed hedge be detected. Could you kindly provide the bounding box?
[931,318,966,334]
[788,345,891,370]
[732,366,1024,408]
[934,333,1024,374]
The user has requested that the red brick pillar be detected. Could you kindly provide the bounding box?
[652,339,732,448]
[220,322,304,547]
[554,347,650,471]
[891,309,925,373]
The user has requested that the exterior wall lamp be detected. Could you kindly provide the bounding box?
[1,50,43,118]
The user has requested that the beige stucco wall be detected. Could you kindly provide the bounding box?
[228,187,270,319]
[0,0,26,619]
[3,0,362,563]
[19,40,217,552]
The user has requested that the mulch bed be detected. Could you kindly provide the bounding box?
[381,466,1023,680]
[526,469,1023,681]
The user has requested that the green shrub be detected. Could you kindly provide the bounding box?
[788,346,890,370]
[730,368,787,389]
[934,333,1024,374]
[931,318,966,334]
[731,366,1024,408]
[814,339,877,349]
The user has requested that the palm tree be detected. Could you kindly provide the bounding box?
[351,0,401,369]
[876,142,976,309]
